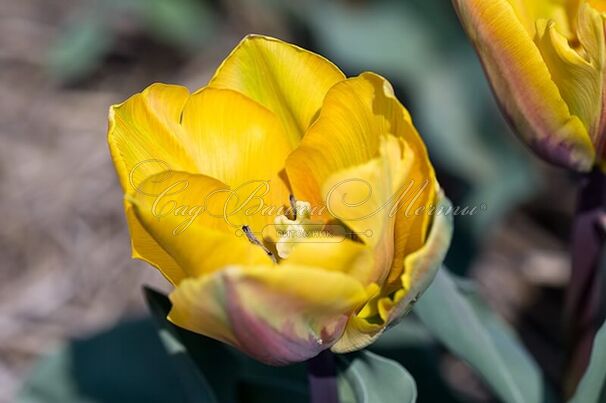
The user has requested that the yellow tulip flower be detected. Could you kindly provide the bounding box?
[453,0,606,171]
[107,35,452,365]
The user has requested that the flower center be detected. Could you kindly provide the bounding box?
[274,197,324,259]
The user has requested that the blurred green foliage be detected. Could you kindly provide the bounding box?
[569,319,606,403]
[49,0,216,83]
[415,269,545,403]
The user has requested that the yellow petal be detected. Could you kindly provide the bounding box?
[180,87,294,232]
[168,264,368,365]
[589,0,606,13]
[287,73,409,207]
[284,238,376,286]
[320,135,411,285]
[108,83,196,193]
[332,192,453,353]
[453,0,595,170]
[506,0,580,39]
[208,35,345,147]
[129,170,273,280]
[287,72,437,286]
[108,83,197,284]
[535,5,605,138]
[124,201,186,285]
[180,87,292,188]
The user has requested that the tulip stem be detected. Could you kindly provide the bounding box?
[307,350,340,403]
[565,169,606,396]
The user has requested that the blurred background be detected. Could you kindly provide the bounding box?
[0,0,583,401]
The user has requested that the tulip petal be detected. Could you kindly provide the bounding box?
[287,73,411,205]
[589,0,606,13]
[108,83,196,192]
[453,0,595,170]
[506,0,579,39]
[535,5,604,138]
[320,135,412,285]
[179,87,293,232]
[287,73,436,285]
[129,170,274,280]
[332,192,453,353]
[168,265,369,365]
[208,35,345,146]
[285,238,376,286]
[108,83,197,284]
[180,87,292,188]
[124,201,186,285]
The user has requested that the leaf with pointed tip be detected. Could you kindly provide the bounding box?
[336,350,417,403]
[414,269,543,403]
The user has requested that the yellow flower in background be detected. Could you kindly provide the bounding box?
[453,0,606,171]
[107,35,452,365]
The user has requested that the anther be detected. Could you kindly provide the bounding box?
[242,225,277,263]
[289,194,297,220]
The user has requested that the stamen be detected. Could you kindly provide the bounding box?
[242,225,277,263]
[289,194,297,220]
[274,200,323,259]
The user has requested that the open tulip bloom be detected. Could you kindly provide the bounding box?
[453,0,606,172]
[107,35,452,368]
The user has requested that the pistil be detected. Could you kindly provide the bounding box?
[242,225,277,263]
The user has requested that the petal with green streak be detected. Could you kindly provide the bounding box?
[168,265,369,365]
[332,192,453,353]
[208,35,345,147]
[453,0,595,171]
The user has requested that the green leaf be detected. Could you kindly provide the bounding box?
[144,287,309,403]
[414,269,543,403]
[17,320,194,403]
[143,287,219,403]
[48,13,113,83]
[18,288,310,403]
[568,318,606,403]
[139,0,216,49]
[336,350,417,403]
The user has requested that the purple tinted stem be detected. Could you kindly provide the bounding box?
[565,169,606,395]
[307,350,340,403]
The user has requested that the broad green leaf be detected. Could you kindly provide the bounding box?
[17,320,192,403]
[144,287,219,403]
[144,287,309,403]
[568,318,606,403]
[414,269,543,403]
[19,289,309,403]
[336,350,417,403]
